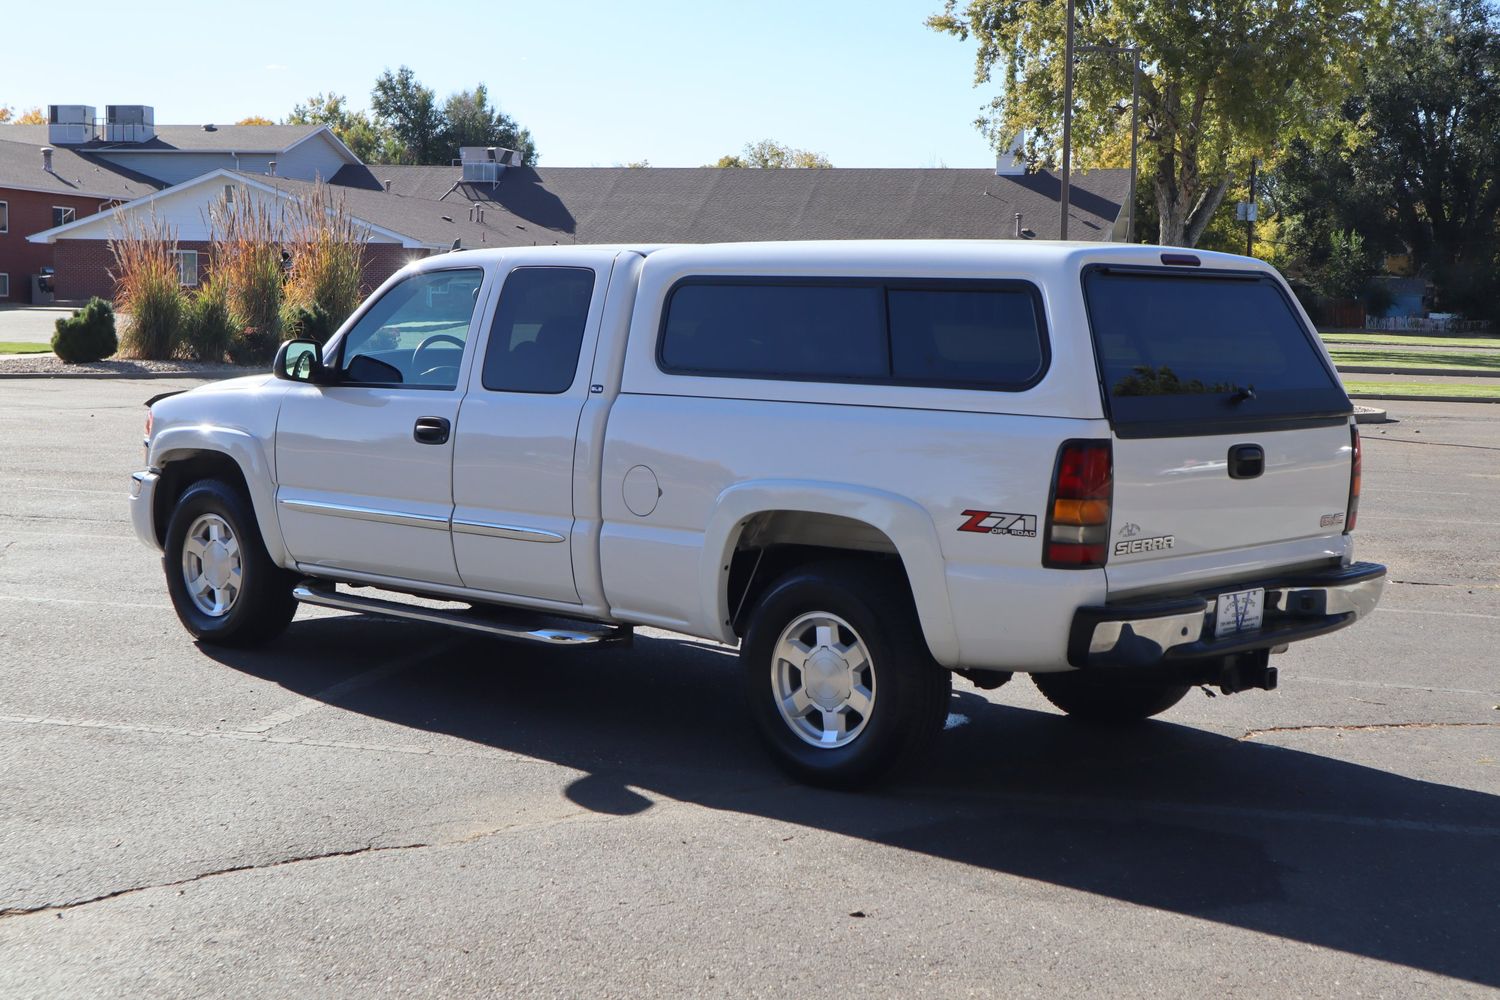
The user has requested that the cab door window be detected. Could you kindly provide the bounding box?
[481,267,596,393]
[338,268,486,388]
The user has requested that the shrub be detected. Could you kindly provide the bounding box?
[211,187,284,365]
[284,301,334,344]
[181,278,238,363]
[111,210,185,359]
[1318,229,1379,302]
[284,180,367,339]
[51,297,118,363]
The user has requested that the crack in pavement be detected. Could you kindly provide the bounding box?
[1240,721,1500,741]
[0,841,432,921]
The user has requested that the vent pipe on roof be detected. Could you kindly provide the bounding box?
[1014,213,1022,238]
[41,147,55,173]
[383,179,392,193]
[267,160,277,177]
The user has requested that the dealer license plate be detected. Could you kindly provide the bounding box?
[1215,587,1265,637]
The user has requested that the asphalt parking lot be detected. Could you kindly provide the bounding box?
[1,377,1497,998]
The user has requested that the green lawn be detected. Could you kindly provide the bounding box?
[1328,348,1500,372]
[1320,331,1500,350]
[1342,380,1500,400]
[0,341,52,355]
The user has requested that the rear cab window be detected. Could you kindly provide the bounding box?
[1082,266,1351,436]
[659,278,1048,390]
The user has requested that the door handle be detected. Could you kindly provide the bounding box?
[413,416,451,445]
[1228,444,1264,479]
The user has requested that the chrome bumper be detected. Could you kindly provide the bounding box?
[1068,561,1387,668]
[129,470,162,552]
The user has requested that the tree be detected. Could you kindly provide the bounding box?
[1273,0,1500,318]
[439,84,537,165]
[710,139,832,168]
[0,106,12,124]
[13,106,46,125]
[928,0,1389,246]
[236,115,275,126]
[1354,0,1500,317]
[288,92,384,163]
[370,66,444,165]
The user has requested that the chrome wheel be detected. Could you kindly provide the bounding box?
[180,512,242,617]
[771,611,876,749]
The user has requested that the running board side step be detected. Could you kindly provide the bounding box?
[293,581,633,647]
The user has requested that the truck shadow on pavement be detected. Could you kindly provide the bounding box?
[207,617,1500,988]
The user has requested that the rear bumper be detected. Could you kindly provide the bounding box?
[1068,561,1386,668]
[129,470,162,552]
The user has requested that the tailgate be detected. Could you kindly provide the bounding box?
[1109,423,1354,566]
[1081,263,1356,576]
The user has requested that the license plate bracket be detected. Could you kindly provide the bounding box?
[1215,587,1265,637]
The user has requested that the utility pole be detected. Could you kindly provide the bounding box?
[1246,158,1258,257]
[1060,0,1076,241]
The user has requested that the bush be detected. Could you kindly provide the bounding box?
[285,181,366,337]
[51,297,118,363]
[1318,229,1379,301]
[212,188,284,365]
[283,302,334,344]
[181,279,238,363]
[111,211,185,359]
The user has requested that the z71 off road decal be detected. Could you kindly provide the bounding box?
[958,510,1038,538]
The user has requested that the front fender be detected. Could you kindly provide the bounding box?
[698,480,960,667]
[151,425,289,567]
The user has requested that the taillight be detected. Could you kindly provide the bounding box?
[1345,425,1361,533]
[1044,440,1113,568]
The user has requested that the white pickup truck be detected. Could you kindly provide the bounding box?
[131,240,1385,786]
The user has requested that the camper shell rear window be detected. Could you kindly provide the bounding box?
[1081,266,1352,438]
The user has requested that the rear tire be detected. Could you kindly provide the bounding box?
[163,478,297,647]
[1031,670,1190,723]
[740,561,951,789]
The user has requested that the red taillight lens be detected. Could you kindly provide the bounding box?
[1345,425,1361,533]
[1044,440,1113,568]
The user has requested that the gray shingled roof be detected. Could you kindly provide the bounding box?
[235,173,571,249]
[0,123,326,153]
[329,165,1130,243]
[0,138,163,199]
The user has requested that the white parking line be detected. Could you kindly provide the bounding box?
[1379,606,1500,621]
[0,593,171,611]
[236,643,457,735]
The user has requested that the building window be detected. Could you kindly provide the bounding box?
[53,206,77,228]
[0,274,10,298]
[171,251,200,287]
[0,201,8,234]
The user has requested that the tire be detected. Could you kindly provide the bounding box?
[740,561,952,789]
[1031,669,1190,724]
[163,478,297,647]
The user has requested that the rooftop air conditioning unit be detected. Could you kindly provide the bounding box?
[460,146,511,183]
[47,105,97,145]
[105,105,156,143]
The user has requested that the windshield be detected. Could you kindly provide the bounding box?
[1083,268,1351,436]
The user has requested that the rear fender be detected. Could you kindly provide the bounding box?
[699,480,960,666]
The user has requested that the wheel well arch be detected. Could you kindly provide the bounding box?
[724,511,907,636]
[152,450,252,546]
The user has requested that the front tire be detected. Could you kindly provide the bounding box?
[740,561,951,788]
[1031,670,1189,724]
[163,478,297,647]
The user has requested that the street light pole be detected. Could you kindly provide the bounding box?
[1060,0,1076,240]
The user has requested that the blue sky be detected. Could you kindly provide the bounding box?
[2,0,1001,168]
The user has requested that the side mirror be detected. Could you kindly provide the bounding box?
[273,339,330,384]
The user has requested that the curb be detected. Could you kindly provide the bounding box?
[0,368,251,381]
[1349,392,1500,405]
[1337,365,1500,379]
[1353,405,1389,423]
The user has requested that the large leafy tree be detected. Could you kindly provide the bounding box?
[928,0,1388,246]
[288,92,384,163]
[1274,0,1499,318]
[439,85,537,166]
[370,66,445,165]
[711,139,832,168]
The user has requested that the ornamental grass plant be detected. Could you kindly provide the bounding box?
[110,211,185,360]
